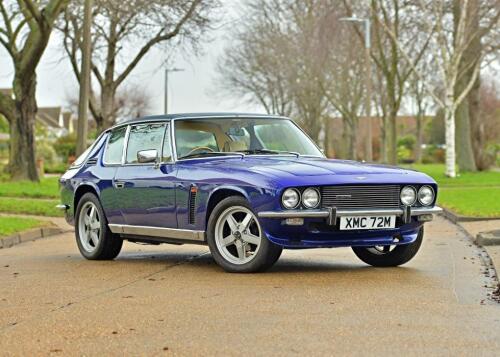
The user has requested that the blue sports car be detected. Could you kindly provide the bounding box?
[58,113,442,273]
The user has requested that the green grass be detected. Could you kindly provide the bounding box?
[0,216,44,237]
[0,197,63,217]
[404,164,500,218]
[0,176,60,199]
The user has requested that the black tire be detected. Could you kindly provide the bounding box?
[207,196,283,273]
[352,227,424,267]
[75,193,123,260]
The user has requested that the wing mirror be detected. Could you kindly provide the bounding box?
[137,149,158,164]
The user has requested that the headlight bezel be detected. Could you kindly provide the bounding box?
[400,185,417,206]
[418,185,435,206]
[302,187,321,209]
[281,188,301,209]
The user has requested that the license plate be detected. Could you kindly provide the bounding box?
[339,216,396,230]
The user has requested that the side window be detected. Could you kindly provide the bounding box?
[104,126,127,164]
[126,123,165,164]
[162,124,173,162]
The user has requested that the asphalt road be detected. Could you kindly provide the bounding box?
[1,216,499,356]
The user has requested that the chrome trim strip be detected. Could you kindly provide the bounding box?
[108,224,205,241]
[258,206,443,219]
[56,204,69,210]
[258,210,330,218]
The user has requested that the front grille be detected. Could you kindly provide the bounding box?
[321,185,400,209]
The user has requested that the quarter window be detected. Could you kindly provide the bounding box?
[104,126,127,164]
[126,123,166,164]
[162,124,173,162]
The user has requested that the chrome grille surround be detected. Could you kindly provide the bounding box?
[321,185,401,210]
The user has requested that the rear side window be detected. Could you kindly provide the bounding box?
[104,126,127,164]
[126,123,166,164]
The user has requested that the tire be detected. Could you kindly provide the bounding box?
[352,227,424,267]
[207,196,282,273]
[75,192,123,260]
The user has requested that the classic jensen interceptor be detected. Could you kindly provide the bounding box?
[58,113,442,272]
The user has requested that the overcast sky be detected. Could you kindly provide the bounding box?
[0,1,261,116]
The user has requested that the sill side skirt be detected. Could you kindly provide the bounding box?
[108,224,205,242]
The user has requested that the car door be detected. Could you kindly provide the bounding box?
[114,122,177,228]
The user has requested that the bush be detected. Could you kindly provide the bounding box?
[53,134,77,162]
[422,145,445,164]
[36,140,59,166]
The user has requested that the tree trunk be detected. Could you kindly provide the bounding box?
[9,76,39,181]
[455,96,477,171]
[344,118,357,160]
[387,109,397,165]
[380,115,388,163]
[444,92,457,178]
[453,0,478,172]
[415,113,423,163]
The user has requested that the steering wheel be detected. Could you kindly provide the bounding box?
[186,146,216,156]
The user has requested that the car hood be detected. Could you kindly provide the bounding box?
[190,156,436,187]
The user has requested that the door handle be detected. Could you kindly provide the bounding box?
[114,181,125,189]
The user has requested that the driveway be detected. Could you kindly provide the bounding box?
[1,216,499,356]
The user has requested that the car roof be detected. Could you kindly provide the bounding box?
[108,112,289,131]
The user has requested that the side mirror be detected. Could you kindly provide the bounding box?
[137,149,158,164]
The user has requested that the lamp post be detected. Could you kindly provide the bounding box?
[76,0,93,156]
[340,16,373,162]
[164,68,184,114]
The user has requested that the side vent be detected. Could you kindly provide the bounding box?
[86,157,98,166]
[188,186,198,225]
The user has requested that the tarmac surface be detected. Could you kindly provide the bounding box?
[1,216,499,356]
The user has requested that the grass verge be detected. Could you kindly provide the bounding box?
[0,176,60,199]
[405,164,500,218]
[0,197,63,217]
[0,216,44,237]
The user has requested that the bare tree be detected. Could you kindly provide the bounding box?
[60,0,220,132]
[321,18,366,159]
[343,0,433,165]
[0,0,70,181]
[216,0,331,143]
[66,86,152,124]
[379,0,499,177]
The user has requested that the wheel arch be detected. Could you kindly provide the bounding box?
[73,183,101,215]
[205,187,248,229]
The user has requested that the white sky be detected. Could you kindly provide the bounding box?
[0,1,262,116]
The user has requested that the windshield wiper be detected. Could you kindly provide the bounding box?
[178,151,245,160]
[237,149,300,157]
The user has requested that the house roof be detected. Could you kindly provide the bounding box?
[0,88,13,98]
[37,107,61,128]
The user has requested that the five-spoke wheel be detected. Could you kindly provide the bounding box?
[207,196,282,273]
[78,201,101,253]
[75,193,123,260]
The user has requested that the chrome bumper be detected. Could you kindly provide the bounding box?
[55,204,69,211]
[258,206,443,225]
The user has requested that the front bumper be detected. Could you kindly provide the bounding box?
[258,206,442,224]
[257,206,442,248]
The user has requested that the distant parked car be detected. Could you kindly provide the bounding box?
[58,113,442,273]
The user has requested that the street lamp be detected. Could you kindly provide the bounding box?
[340,16,373,162]
[164,68,185,114]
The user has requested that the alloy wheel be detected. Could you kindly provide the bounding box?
[214,206,262,265]
[78,201,101,253]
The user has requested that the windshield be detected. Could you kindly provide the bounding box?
[174,118,323,159]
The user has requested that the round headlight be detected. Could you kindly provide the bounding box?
[302,188,320,208]
[282,188,300,209]
[400,186,417,206]
[418,186,434,206]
